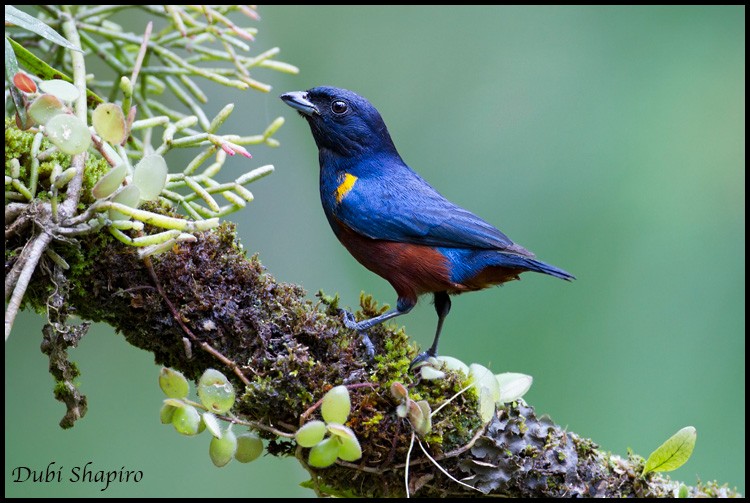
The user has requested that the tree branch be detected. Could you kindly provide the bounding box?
[8,217,738,498]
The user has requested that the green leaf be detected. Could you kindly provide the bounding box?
[197,368,235,415]
[469,363,500,403]
[92,103,126,144]
[419,365,445,380]
[321,385,350,425]
[477,387,496,424]
[109,184,140,221]
[495,372,533,404]
[5,6,82,52]
[158,367,189,399]
[132,154,168,201]
[308,437,339,468]
[235,432,264,463]
[642,426,697,476]
[336,431,362,462]
[295,420,327,448]
[38,79,79,103]
[414,400,432,436]
[209,430,237,467]
[436,355,469,377]
[171,404,202,436]
[159,403,177,424]
[44,114,91,155]
[28,94,64,126]
[677,484,689,498]
[91,163,127,200]
[202,412,222,438]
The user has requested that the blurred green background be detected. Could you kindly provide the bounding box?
[5,5,744,497]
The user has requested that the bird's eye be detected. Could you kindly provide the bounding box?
[331,100,348,115]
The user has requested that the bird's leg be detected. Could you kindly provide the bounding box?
[409,291,451,370]
[340,298,414,358]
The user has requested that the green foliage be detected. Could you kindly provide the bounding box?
[296,385,363,469]
[5,4,295,307]
[158,367,189,399]
[157,367,265,468]
[197,368,236,415]
[320,385,350,424]
[642,426,697,477]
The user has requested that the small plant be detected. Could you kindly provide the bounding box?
[158,367,264,467]
[5,5,297,340]
[295,385,363,468]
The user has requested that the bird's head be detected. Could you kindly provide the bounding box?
[280,86,398,158]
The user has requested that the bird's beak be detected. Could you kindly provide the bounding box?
[280,91,318,116]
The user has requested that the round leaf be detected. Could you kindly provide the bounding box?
[38,79,80,103]
[396,403,408,418]
[296,420,327,448]
[495,373,533,404]
[420,365,445,380]
[321,385,350,424]
[132,154,168,201]
[197,368,235,414]
[172,404,201,436]
[158,367,189,399]
[414,400,432,436]
[308,437,339,468]
[109,184,140,221]
[326,422,354,439]
[337,432,362,462]
[436,355,470,377]
[469,363,500,403]
[92,103,126,144]
[44,114,91,155]
[235,432,264,463]
[91,163,127,200]
[326,423,363,460]
[477,386,496,424]
[209,430,237,467]
[28,94,64,126]
[159,403,177,424]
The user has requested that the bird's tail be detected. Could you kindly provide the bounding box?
[497,252,576,281]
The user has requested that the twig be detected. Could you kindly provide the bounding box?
[5,231,54,340]
[142,256,251,387]
[58,8,87,219]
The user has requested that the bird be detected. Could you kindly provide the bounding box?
[280,86,574,368]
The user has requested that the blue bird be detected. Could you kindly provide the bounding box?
[281,86,574,368]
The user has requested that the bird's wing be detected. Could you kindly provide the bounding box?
[334,169,534,256]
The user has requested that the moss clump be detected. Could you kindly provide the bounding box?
[5,118,112,205]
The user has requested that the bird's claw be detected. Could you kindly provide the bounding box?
[339,309,375,360]
[339,308,359,330]
[409,349,438,372]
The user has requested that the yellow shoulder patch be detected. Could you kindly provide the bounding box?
[335,173,358,203]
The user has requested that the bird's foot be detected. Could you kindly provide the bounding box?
[340,309,360,330]
[408,348,438,372]
[339,309,375,360]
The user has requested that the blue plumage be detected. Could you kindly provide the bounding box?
[281,86,574,366]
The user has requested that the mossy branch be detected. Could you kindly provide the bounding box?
[6,209,737,497]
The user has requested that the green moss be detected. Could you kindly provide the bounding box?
[362,413,384,427]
